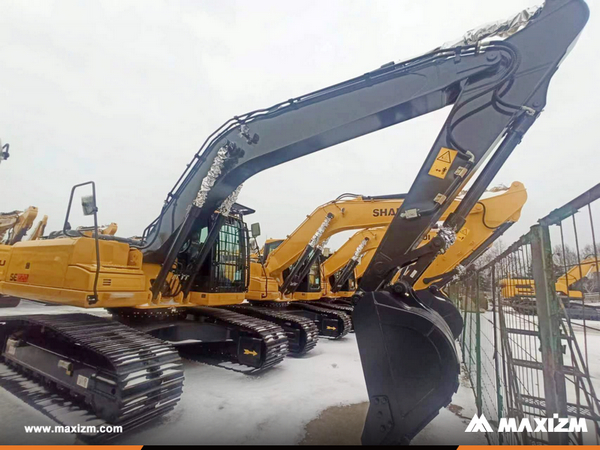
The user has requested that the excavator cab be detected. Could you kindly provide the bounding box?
[329,269,358,295]
[263,239,283,261]
[180,205,252,295]
[282,252,323,295]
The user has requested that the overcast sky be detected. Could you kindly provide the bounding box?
[1,0,598,251]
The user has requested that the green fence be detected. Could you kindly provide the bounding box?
[448,184,600,445]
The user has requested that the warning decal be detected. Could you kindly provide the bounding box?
[456,228,470,242]
[428,147,457,179]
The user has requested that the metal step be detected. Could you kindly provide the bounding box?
[505,327,572,340]
[520,394,600,421]
[512,358,585,378]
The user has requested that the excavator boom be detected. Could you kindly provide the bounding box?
[353,0,588,444]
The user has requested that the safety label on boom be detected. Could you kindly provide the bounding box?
[456,228,470,242]
[428,147,457,179]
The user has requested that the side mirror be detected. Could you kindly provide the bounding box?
[81,195,97,216]
[250,222,261,238]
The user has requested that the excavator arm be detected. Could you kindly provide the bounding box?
[323,227,386,293]
[555,255,600,297]
[327,182,526,290]
[421,221,514,288]
[265,195,407,278]
[28,215,48,241]
[352,1,588,444]
[0,207,39,245]
[266,194,416,294]
[142,1,587,304]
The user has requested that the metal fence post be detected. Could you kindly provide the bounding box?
[530,223,569,445]
[491,265,503,444]
[462,281,468,358]
[476,274,482,415]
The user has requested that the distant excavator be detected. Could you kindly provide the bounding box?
[501,255,600,315]
[0,207,47,307]
[0,207,42,245]
[0,0,588,443]
[320,182,527,338]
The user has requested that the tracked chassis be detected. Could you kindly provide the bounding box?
[224,305,319,355]
[113,306,289,373]
[250,301,352,339]
[0,314,184,432]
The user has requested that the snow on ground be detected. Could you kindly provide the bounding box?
[412,370,486,445]
[0,300,485,445]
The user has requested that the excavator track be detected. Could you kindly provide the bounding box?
[0,362,113,442]
[291,303,351,340]
[310,300,354,314]
[222,305,319,355]
[0,314,184,439]
[305,301,355,331]
[181,307,289,374]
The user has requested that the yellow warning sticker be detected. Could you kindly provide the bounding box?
[243,349,258,356]
[456,228,470,242]
[326,326,337,331]
[428,147,457,179]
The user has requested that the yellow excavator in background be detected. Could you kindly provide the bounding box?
[321,182,527,338]
[28,215,48,241]
[0,207,47,307]
[243,194,416,339]
[321,226,386,300]
[0,207,40,245]
[0,1,588,443]
[501,255,600,315]
[242,182,525,340]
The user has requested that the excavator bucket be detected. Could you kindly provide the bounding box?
[354,290,460,445]
[415,286,464,340]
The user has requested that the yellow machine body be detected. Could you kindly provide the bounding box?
[354,182,528,289]
[0,238,148,308]
[0,236,246,309]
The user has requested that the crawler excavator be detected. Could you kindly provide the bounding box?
[0,0,588,443]
[319,182,527,338]
[501,255,600,316]
[243,194,417,339]
[246,182,525,338]
[0,207,47,307]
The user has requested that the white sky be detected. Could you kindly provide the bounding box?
[1,0,598,250]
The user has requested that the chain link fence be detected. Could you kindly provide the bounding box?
[448,184,600,445]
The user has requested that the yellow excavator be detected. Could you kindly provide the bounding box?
[324,183,526,296]
[319,182,527,338]
[501,255,600,315]
[0,207,47,307]
[243,194,418,339]
[0,0,588,443]
[0,207,41,245]
[244,192,509,339]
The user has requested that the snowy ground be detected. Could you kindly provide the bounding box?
[0,301,484,445]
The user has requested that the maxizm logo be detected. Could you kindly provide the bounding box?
[465,414,587,433]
